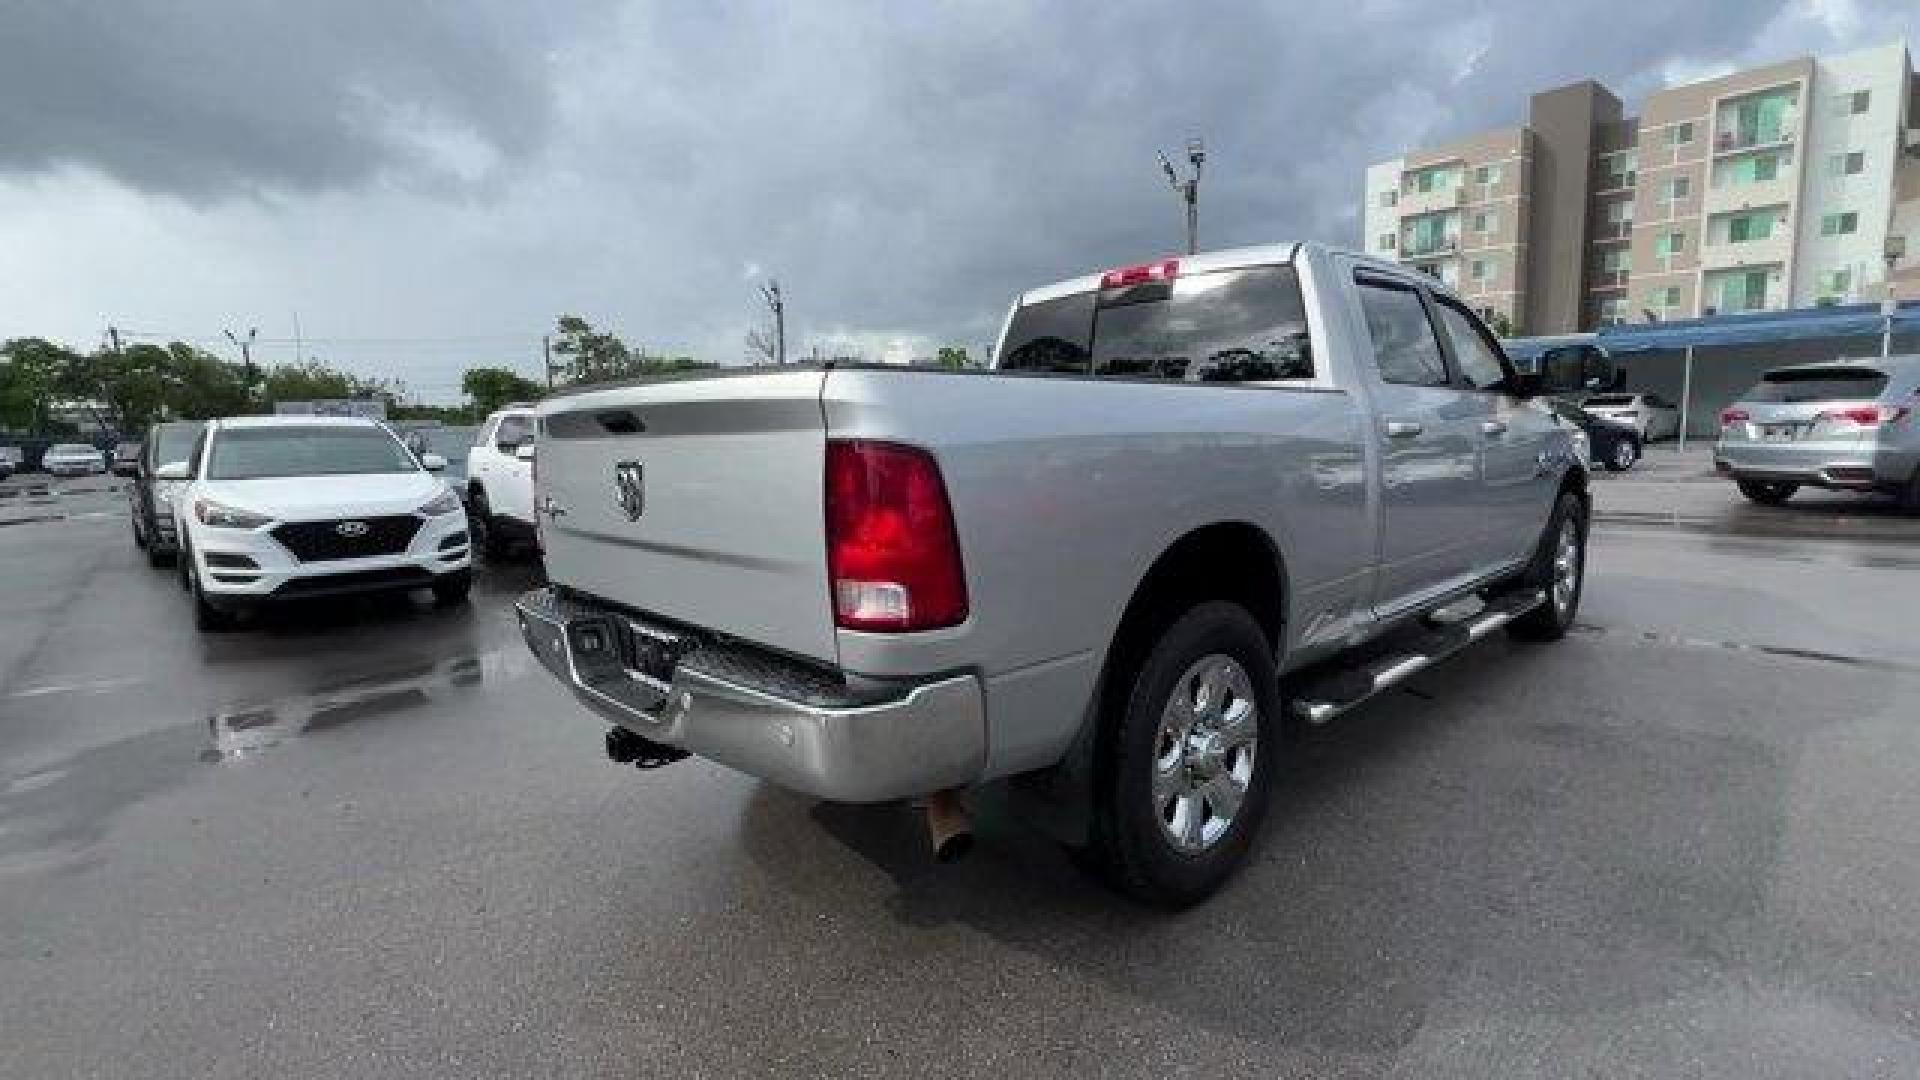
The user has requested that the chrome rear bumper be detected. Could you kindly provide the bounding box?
[515,587,987,802]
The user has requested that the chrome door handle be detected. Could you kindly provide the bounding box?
[1384,420,1423,438]
[1480,420,1509,436]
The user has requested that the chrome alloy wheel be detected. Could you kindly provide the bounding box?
[1552,516,1581,614]
[1151,653,1259,853]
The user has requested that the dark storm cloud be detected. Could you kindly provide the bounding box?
[0,0,603,199]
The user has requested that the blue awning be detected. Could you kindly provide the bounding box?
[1591,300,1920,354]
[1503,333,1595,363]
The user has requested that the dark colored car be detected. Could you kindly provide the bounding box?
[1549,399,1641,472]
[112,440,141,476]
[129,421,205,566]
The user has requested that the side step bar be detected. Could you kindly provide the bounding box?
[1291,589,1545,726]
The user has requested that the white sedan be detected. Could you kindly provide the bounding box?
[1580,392,1681,441]
[166,415,472,631]
[42,442,107,476]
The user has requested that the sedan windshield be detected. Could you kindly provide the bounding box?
[207,426,417,480]
[48,443,95,455]
[153,423,203,466]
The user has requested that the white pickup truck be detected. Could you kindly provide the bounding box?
[516,242,1600,905]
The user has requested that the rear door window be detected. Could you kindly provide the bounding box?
[998,293,1096,373]
[1745,368,1889,402]
[1355,277,1449,386]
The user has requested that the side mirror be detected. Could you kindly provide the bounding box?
[420,453,448,472]
[1507,370,1542,398]
[514,444,537,462]
[154,461,190,481]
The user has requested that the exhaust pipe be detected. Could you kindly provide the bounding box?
[924,788,973,863]
[604,726,688,770]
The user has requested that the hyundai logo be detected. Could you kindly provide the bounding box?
[335,520,370,538]
[614,461,645,521]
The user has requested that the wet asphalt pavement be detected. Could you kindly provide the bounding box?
[3,472,1918,1078]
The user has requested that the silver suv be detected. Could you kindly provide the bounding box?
[1714,357,1920,509]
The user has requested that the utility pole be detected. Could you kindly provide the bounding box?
[292,310,303,366]
[759,280,786,365]
[1158,136,1205,255]
[1883,235,1905,360]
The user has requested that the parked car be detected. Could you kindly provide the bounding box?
[512,241,1597,906]
[465,406,538,558]
[401,425,476,488]
[111,440,141,476]
[0,448,15,480]
[1714,357,1920,509]
[42,442,107,476]
[1548,399,1641,472]
[166,416,471,631]
[128,421,205,566]
[1581,391,1680,441]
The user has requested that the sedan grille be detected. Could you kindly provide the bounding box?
[272,515,422,562]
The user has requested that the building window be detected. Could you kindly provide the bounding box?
[1409,166,1455,194]
[1827,151,1865,176]
[1472,211,1489,233]
[1379,233,1397,251]
[1656,231,1685,260]
[1667,122,1694,146]
[1820,211,1859,236]
[1646,286,1681,309]
[1816,268,1853,303]
[1379,189,1398,208]
[1473,163,1501,186]
[1725,210,1779,244]
[1713,269,1770,313]
[1849,90,1870,115]
[1470,258,1489,281]
[1665,176,1691,201]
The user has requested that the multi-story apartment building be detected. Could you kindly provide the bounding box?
[1363,40,1920,335]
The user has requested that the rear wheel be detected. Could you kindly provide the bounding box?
[432,569,472,607]
[1604,437,1638,472]
[1737,478,1797,506]
[1086,602,1279,908]
[1898,470,1920,515]
[1509,489,1586,641]
[131,506,148,549]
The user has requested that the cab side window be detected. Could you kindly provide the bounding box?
[1430,297,1511,391]
[1355,277,1449,386]
[494,415,533,452]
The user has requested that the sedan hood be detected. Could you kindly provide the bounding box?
[196,473,445,521]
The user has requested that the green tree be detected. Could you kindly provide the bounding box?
[461,367,544,417]
[262,360,355,404]
[161,342,254,420]
[936,346,971,370]
[1488,311,1516,339]
[0,338,68,430]
[552,314,638,385]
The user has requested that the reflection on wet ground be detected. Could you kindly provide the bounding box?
[203,649,526,762]
[1570,622,1917,675]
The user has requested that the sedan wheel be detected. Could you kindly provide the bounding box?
[1609,439,1637,472]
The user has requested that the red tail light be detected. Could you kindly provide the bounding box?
[825,440,967,632]
[1719,408,1749,427]
[1817,406,1881,426]
[1100,259,1180,289]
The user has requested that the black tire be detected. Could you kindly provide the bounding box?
[1736,478,1797,506]
[1086,602,1280,909]
[432,569,472,607]
[147,545,174,569]
[188,559,235,633]
[468,488,510,560]
[1899,470,1920,515]
[131,507,148,549]
[1509,489,1587,642]
[1603,437,1638,473]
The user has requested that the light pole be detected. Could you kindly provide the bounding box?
[1159,137,1205,256]
[224,327,259,388]
[1883,235,1905,360]
[759,280,785,365]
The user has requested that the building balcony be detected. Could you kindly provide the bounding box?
[1713,128,1794,157]
[1703,176,1797,217]
[1399,235,1460,259]
[1590,220,1632,242]
[1698,232,1790,272]
[1398,185,1467,218]
[1587,269,1630,290]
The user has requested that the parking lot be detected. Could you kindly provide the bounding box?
[4,464,1918,1078]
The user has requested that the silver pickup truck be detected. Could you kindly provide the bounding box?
[516,242,1596,905]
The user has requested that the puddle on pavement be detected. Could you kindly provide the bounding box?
[1571,623,1916,676]
[202,650,521,762]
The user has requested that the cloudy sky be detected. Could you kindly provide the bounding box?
[3,0,1917,402]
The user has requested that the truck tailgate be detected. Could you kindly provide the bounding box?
[536,369,837,665]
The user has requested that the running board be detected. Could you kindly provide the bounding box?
[1291,589,1545,726]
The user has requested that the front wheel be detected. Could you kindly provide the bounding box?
[468,489,511,560]
[1604,438,1639,472]
[1087,602,1279,908]
[1508,489,1587,641]
[432,570,472,607]
[1736,478,1797,506]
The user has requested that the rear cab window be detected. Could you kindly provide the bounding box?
[1744,368,1889,403]
[998,264,1313,383]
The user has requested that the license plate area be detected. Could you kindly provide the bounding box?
[1759,423,1801,442]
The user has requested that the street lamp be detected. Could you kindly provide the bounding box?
[1158,136,1205,255]
[1882,234,1905,359]
[224,327,259,387]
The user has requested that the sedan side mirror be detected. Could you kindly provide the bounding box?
[154,461,191,481]
[515,444,537,462]
[420,453,448,472]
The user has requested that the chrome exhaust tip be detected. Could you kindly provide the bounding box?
[925,788,972,863]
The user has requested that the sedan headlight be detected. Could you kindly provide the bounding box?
[417,489,462,517]
[193,498,273,529]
